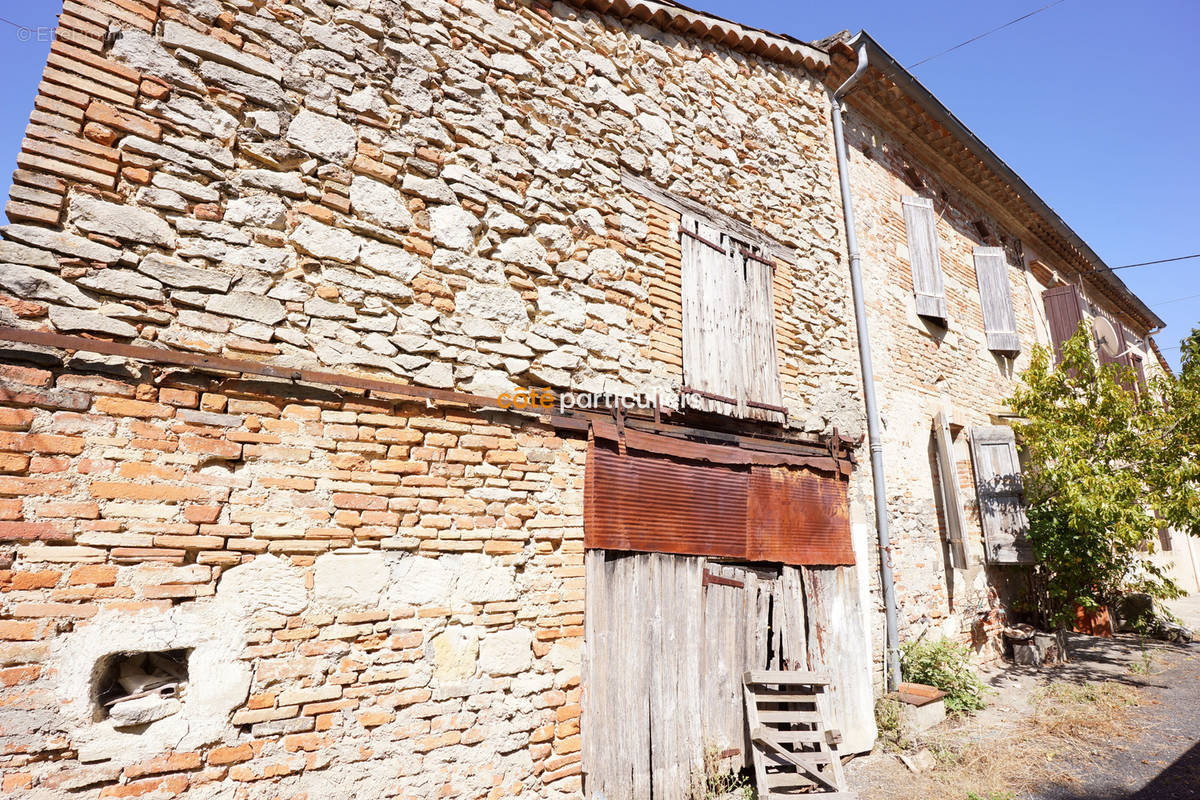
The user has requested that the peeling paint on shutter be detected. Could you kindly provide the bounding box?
[932,412,969,569]
[973,247,1020,353]
[681,215,745,415]
[1041,284,1084,363]
[968,426,1033,565]
[742,251,784,413]
[902,196,948,322]
[680,213,783,421]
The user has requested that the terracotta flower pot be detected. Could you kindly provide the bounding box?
[1073,604,1114,637]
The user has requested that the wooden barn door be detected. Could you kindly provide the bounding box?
[582,552,806,800]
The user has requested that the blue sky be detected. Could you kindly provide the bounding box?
[0,1,1196,367]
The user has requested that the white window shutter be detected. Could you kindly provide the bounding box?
[902,196,948,322]
[973,247,1021,353]
[968,426,1033,564]
[681,215,745,415]
[680,214,783,421]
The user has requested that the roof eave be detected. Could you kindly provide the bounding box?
[841,31,1164,330]
[561,0,830,71]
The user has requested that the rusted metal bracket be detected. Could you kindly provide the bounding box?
[679,228,774,269]
[702,569,745,589]
[679,226,727,254]
[0,328,857,468]
[681,385,788,421]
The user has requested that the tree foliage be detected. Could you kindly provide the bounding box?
[1007,325,1199,626]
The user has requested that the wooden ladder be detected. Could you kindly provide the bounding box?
[743,670,856,798]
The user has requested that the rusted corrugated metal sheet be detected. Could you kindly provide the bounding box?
[585,441,748,559]
[585,441,852,566]
[746,466,854,565]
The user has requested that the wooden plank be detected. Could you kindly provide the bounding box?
[755,708,824,724]
[780,566,807,670]
[933,411,969,570]
[628,554,652,798]
[745,669,832,685]
[803,566,877,754]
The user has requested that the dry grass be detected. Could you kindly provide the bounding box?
[864,680,1142,800]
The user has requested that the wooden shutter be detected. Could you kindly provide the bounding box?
[681,215,745,414]
[932,412,969,569]
[1041,284,1084,363]
[902,197,948,322]
[968,426,1033,564]
[1131,353,1147,389]
[680,214,783,420]
[741,250,784,413]
[973,247,1020,353]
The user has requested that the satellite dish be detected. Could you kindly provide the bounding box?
[1091,317,1121,358]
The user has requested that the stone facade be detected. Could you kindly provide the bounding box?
[0,1,873,798]
[841,103,1170,656]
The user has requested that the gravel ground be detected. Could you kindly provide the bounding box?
[845,595,1200,800]
[1031,596,1200,800]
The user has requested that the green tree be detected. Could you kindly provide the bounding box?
[1008,326,1181,626]
[1152,327,1200,538]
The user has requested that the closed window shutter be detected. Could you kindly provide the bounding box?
[741,249,784,412]
[968,426,1033,564]
[1131,353,1147,389]
[932,412,969,569]
[902,197,948,322]
[680,214,783,420]
[1041,284,1084,363]
[681,215,745,414]
[973,247,1020,353]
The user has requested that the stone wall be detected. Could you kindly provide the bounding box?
[0,0,879,797]
[841,108,1160,655]
[1,0,862,436]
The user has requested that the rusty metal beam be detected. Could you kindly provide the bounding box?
[0,327,858,466]
[0,326,587,430]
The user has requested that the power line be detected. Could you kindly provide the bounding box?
[908,0,1068,69]
[0,16,32,32]
[1082,252,1200,276]
[1152,292,1200,308]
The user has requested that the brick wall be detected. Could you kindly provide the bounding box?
[0,356,587,797]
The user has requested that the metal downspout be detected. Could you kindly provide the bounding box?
[830,44,903,692]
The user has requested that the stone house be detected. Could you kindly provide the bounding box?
[0,1,1180,799]
[823,32,1187,650]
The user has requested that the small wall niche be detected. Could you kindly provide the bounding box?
[94,649,190,727]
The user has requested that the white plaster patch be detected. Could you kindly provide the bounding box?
[216,553,307,615]
[388,555,457,607]
[478,628,533,676]
[313,550,388,608]
[54,604,251,764]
